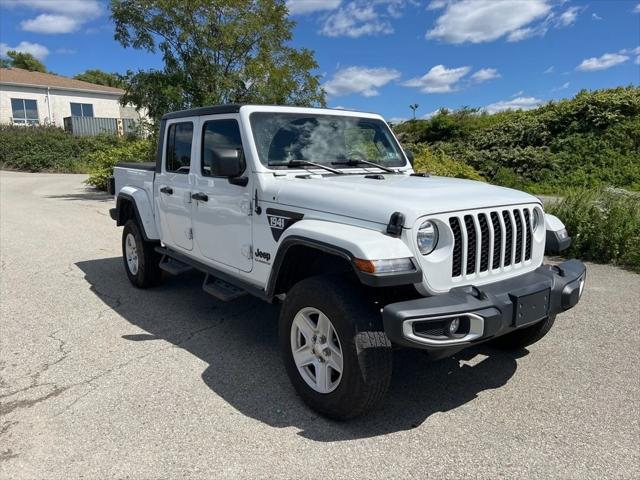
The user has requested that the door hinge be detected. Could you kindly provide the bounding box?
[185,228,193,240]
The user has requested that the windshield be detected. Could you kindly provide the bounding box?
[249,112,407,169]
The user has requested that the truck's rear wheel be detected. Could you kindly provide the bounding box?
[490,315,556,350]
[122,219,162,288]
[279,275,392,420]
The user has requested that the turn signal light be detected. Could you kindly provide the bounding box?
[354,258,415,274]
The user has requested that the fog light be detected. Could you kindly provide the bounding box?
[448,318,460,336]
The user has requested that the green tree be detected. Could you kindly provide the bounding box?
[110,0,326,121]
[2,51,47,72]
[74,69,125,88]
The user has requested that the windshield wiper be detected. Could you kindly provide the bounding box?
[270,160,344,175]
[331,159,399,174]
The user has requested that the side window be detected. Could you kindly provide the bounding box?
[165,122,194,173]
[201,119,243,176]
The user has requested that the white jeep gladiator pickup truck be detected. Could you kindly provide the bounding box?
[109,104,585,419]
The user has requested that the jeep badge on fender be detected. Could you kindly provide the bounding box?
[109,104,586,420]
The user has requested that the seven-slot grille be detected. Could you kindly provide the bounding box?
[449,207,534,278]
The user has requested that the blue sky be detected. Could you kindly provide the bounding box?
[1,0,638,121]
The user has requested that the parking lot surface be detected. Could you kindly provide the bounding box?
[1,171,639,479]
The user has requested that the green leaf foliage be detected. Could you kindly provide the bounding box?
[74,69,125,88]
[85,139,154,190]
[110,0,326,122]
[395,87,640,193]
[0,125,151,189]
[546,189,640,271]
[2,51,47,72]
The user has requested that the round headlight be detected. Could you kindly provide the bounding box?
[417,220,439,255]
[532,209,542,232]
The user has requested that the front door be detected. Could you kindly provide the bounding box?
[156,120,195,251]
[191,116,253,272]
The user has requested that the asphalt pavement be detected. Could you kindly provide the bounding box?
[1,171,638,479]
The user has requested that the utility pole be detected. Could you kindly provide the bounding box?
[410,103,419,120]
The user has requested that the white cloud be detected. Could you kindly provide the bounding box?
[323,66,401,97]
[484,97,543,114]
[471,68,501,83]
[286,0,341,15]
[387,117,408,123]
[543,66,554,74]
[512,90,524,97]
[403,64,470,93]
[634,4,640,13]
[20,14,81,34]
[577,52,629,71]
[320,2,394,38]
[3,0,102,34]
[426,0,551,44]
[556,6,580,27]
[0,41,49,60]
[426,0,448,10]
[592,13,602,21]
[552,81,570,91]
[422,109,443,119]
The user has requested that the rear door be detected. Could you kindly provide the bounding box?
[191,116,253,272]
[155,119,195,251]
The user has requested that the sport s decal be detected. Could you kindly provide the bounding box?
[265,208,304,241]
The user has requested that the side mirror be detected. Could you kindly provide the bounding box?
[404,149,414,166]
[205,147,245,178]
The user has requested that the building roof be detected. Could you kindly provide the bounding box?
[0,68,125,94]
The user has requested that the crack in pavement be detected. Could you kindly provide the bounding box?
[0,330,71,417]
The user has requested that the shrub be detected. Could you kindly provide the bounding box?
[410,144,483,181]
[85,138,153,190]
[0,125,131,173]
[546,188,640,272]
[393,86,640,194]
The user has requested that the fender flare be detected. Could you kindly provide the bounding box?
[115,186,160,241]
[544,213,571,253]
[266,219,422,295]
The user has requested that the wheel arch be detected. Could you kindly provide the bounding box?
[115,187,160,241]
[266,220,422,297]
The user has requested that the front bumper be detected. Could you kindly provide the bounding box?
[382,259,586,352]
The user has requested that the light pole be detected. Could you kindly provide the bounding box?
[410,103,419,120]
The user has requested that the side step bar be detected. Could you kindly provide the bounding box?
[159,255,193,275]
[202,274,247,302]
[154,246,271,303]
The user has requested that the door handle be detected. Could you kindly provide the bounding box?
[160,186,173,195]
[191,192,209,202]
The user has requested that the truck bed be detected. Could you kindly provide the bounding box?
[116,162,156,171]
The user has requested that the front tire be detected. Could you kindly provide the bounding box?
[491,315,556,350]
[122,219,163,288]
[279,275,393,420]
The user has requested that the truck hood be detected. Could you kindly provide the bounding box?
[266,174,541,226]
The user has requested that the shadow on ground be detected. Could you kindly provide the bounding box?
[76,256,524,442]
[47,189,112,202]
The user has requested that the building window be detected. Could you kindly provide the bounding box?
[70,103,94,117]
[11,98,39,125]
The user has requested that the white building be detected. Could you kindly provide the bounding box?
[0,67,144,127]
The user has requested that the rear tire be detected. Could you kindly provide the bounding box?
[279,275,393,420]
[490,315,556,350]
[122,219,163,288]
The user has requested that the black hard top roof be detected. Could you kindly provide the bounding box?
[161,104,242,120]
[160,104,376,121]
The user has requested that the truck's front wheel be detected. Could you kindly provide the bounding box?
[279,275,392,420]
[122,219,163,288]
